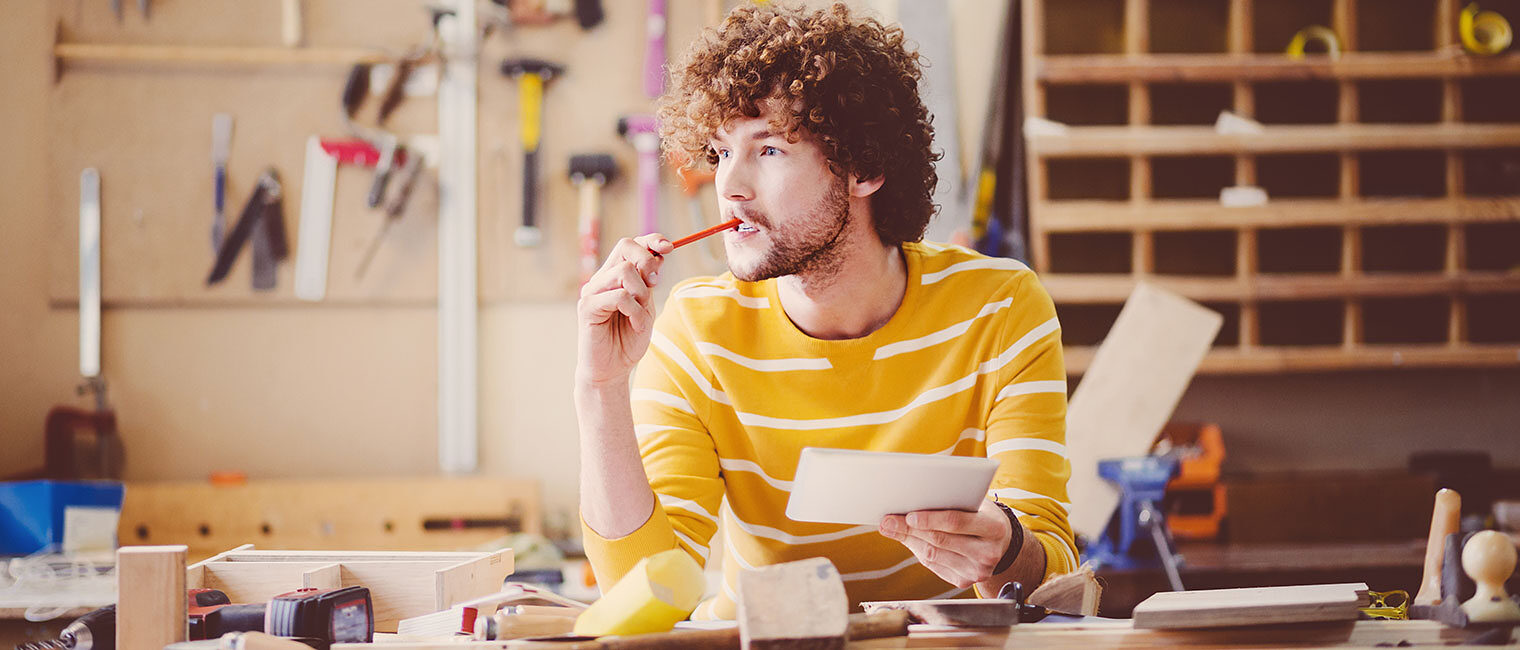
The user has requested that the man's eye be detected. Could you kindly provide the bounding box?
[761,146,780,156]
[716,148,731,159]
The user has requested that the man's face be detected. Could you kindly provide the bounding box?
[709,110,852,283]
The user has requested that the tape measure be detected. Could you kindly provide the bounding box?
[1461,3,1513,55]
[1286,25,1342,60]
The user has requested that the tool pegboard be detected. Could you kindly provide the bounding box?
[1023,0,1520,374]
[44,0,723,307]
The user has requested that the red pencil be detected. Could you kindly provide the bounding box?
[671,217,743,249]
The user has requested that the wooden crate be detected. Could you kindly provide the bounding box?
[185,545,514,633]
[1022,0,1520,373]
[119,477,540,560]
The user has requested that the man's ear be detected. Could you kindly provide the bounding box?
[848,173,885,198]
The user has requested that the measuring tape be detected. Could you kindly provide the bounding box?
[1286,25,1342,60]
[1461,3,1513,55]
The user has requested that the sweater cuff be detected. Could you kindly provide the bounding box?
[580,502,679,589]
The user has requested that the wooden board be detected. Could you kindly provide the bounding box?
[184,546,513,633]
[1131,582,1369,630]
[118,477,540,558]
[1066,282,1223,541]
[116,545,187,650]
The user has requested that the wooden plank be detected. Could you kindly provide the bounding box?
[1065,283,1223,541]
[1037,51,1520,83]
[1132,583,1367,629]
[435,551,516,611]
[1132,231,1153,274]
[1024,0,1050,273]
[1041,271,1520,303]
[54,42,395,69]
[195,556,511,633]
[116,545,187,650]
[303,563,342,590]
[119,477,540,558]
[1034,197,1520,231]
[1029,124,1520,157]
[1066,343,1520,375]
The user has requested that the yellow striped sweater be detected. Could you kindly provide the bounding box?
[582,241,1075,620]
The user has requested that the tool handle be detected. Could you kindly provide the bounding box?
[644,0,666,98]
[213,165,227,249]
[637,147,659,235]
[517,148,542,247]
[366,141,396,208]
[341,64,370,118]
[281,0,303,47]
[1415,488,1462,606]
[578,181,601,284]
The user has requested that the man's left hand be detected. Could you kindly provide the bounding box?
[879,498,1012,589]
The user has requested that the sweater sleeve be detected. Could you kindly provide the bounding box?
[580,301,726,589]
[981,273,1078,585]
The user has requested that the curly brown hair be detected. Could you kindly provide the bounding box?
[657,2,939,247]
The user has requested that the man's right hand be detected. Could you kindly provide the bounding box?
[576,234,675,386]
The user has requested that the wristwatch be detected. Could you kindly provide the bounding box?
[992,500,1025,575]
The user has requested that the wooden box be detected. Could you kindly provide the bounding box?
[185,545,514,633]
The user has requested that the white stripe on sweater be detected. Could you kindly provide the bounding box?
[921,258,1029,285]
[987,437,1069,458]
[718,458,793,491]
[873,297,1014,360]
[696,341,833,371]
[734,318,1059,431]
[674,284,768,308]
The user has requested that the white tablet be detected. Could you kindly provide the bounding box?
[784,447,1000,526]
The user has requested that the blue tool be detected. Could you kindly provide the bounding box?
[1085,455,1187,592]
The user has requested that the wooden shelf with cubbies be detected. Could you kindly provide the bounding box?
[1021,0,1520,374]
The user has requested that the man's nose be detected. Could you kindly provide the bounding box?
[716,158,754,203]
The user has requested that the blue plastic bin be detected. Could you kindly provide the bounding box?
[0,480,125,555]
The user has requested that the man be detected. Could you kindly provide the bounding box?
[575,2,1074,620]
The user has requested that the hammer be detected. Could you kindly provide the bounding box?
[618,114,661,235]
[502,58,565,247]
[569,154,617,284]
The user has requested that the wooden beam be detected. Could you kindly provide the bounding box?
[1066,343,1520,375]
[55,42,395,68]
[1038,52,1520,83]
[1029,124,1520,158]
[1041,271,1520,303]
[1036,197,1520,231]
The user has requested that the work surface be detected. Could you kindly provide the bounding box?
[845,619,1513,648]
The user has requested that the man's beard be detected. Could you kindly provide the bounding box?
[730,176,852,283]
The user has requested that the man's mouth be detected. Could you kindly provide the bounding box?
[736,222,759,233]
